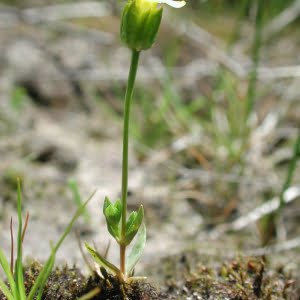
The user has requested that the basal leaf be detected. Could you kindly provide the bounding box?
[126,223,146,276]
[85,243,122,278]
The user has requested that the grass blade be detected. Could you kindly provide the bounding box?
[279,130,300,210]
[35,253,55,300]
[0,278,14,300]
[15,180,26,300]
[28,191,95,300]
[68,179,90,223]
[0,250,18,299]
[16,258,26,300]
[27,252,55,300]
[54,190,95,253]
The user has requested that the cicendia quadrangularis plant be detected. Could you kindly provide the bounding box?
[85,0,186,282]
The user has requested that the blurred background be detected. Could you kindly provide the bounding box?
[0,0,299,279]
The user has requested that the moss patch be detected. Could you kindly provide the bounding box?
[0,257,299,299]
[0,261,166,300]
[161,255,299,300]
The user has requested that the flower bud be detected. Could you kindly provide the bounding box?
[120,0,163,51]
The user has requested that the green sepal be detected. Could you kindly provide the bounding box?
[85,243,124,280]
[103,197,122,241]
[124,205,144,245]
[120,0,163,51]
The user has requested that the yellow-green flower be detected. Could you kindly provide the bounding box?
[120,0,186,51]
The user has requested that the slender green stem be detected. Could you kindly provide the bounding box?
[274,130,300,242]
[120,49,140,274]
[279,130,300,210]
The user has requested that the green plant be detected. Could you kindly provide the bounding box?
[0,180,94,300]
[85,0,185,282]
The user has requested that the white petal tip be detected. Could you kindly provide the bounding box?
[166,0,186,8]
[150,0,186,8]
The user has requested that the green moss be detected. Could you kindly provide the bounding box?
[156,254,299,299]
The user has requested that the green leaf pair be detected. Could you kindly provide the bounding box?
[85,197,146,280]
[85,223,146,279]
[103,197,144,246]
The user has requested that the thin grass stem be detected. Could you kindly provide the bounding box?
[10,217,14,275]
[16,179,26,300]
[279,130,300,210]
